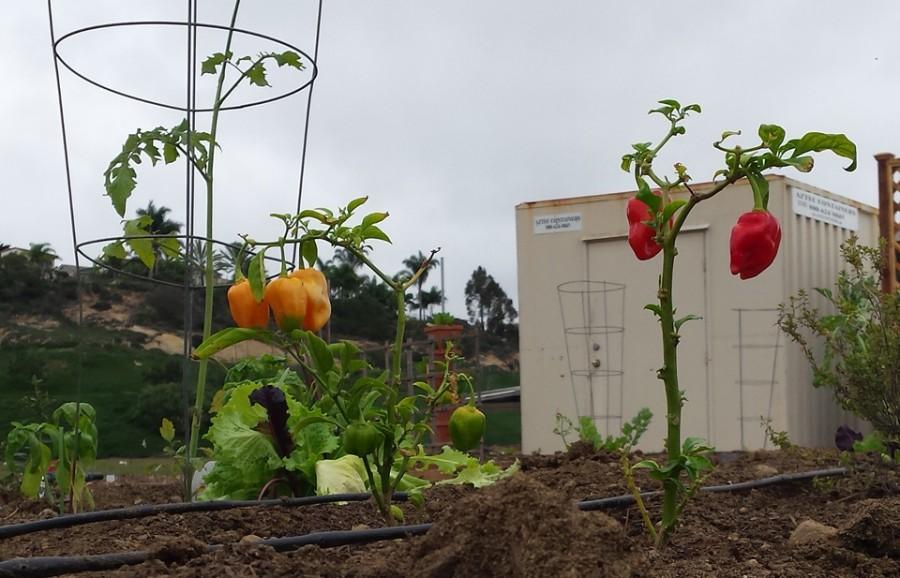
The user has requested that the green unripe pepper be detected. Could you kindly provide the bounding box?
[343,422,382,457]
[449,405,486,451]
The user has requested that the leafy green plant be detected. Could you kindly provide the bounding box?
[760,417,793,450]
[100,1,308,498]
[4,403,98,513]
[779,236,900,447]
[554,408,653,453]
[195,200,515,519]
[429,312,457,325]
[621,99,855,546]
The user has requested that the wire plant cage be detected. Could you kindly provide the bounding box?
[46,0,323,491]
[557,280,626,437]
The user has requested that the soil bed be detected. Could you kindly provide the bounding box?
[2,447,899,577]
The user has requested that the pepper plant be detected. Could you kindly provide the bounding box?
[621,99,856,545]
[4,403,98,513]
[100,0,307,498]
[193,199,509,520]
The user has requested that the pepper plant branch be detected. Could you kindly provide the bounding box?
[621,452,658,544]
[217,54,267,107]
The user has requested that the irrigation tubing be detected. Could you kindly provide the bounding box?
[0,468,846,540]
[0,492,408,540]
[0,468,847,577]
[0,525,433,578]
[577,466,847,510]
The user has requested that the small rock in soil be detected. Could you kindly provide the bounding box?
[752,464,779,478]
[788,520,838,548]
[240,534,262,544]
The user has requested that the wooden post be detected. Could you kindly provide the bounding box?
[875,153,900,293]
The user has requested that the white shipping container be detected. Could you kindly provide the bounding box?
[516,175,877,453]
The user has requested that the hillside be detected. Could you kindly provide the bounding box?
[0,278,520,457]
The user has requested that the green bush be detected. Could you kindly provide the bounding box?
[779,236,900,443]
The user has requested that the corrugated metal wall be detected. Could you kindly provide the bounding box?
[780,183,875,447]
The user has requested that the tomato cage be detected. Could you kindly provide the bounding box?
[46,0,322,470]
[557,280,625,437]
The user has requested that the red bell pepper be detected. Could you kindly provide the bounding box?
[626,197,662,260]
[729,210,782,280]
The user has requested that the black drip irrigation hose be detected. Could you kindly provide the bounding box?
[0,467,847,578]
[577,466,847,510]
[0,525,434,578]
[0,492,408,540]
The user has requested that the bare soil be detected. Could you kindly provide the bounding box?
[2,447,899,577]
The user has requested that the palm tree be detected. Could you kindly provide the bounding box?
[401,251,438,320]
[135,201,182,278]
[420,286,443,317]
[28,243,59,279]
[136,201,182,237]
[185,239,229,286]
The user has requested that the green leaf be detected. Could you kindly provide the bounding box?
[303,331,334,373]
[193,327,276,359]
[674,314,702,332]
[747,171,770,210]
[683,103,701,114]
[102,241,127,260]
[682,436,713,455]
[632,459,661,472]
[781,132,857,171]
[362,225,391,244]
[163,142,178,164]
[644,303,662,317]
[361,212,389,229]
[246,62,270,87]
[106,165,136,217]
[661,200,687,223]
[248,251,267,302]
[123,217,155,269]
[273,50,304,70]
[201,51,232,75]
[658,98,681,109]
[347,196,368,213]
[758,124,785,151]
[635,178,661,214]
[409,445,471,475]
[159,418,175,443]
[781,156,814,173]
[621,154,634,173]
[158,237,182,260]
[301,239,318,268]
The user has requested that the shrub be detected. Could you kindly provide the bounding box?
[779,236,900,443]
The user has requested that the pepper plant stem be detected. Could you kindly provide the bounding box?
[657,235,681,545]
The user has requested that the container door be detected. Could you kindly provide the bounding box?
[586,230,710,450]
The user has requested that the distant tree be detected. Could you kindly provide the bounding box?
[401,251,438,320]
[420,286,443,317]
[28,243,59,279]
[0,243,10,257]
[136,201,182,236]
[465,266,517,335]
[135,201,182,278]
[321,249,365,300]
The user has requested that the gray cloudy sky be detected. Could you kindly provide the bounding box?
[2,1,898,317]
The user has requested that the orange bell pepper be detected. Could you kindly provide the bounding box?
[227,278,269,329]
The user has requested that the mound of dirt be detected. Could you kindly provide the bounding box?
[407,474,639,578]
[840,497,900,558]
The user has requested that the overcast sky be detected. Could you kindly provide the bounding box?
[2,1,898,318]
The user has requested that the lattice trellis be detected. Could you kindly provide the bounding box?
[876,153,900,293]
